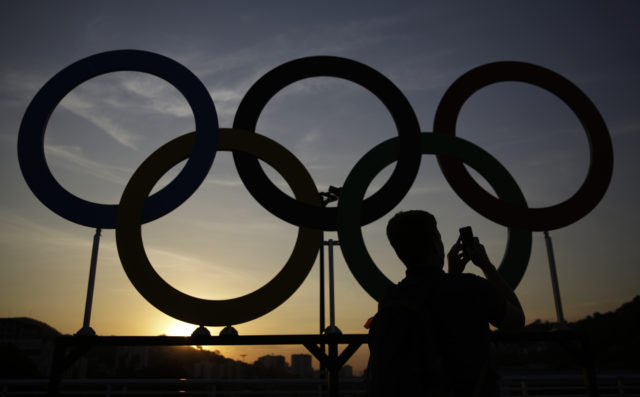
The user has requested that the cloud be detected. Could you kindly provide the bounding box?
[182,217,291,234]
[406,184,450,196]
[611,119,640,136]
[0,210,88,247]
[143,245,215,272]
[57,73,202,150]
[45,143,130,185]
[203,177,244,187]
[119,76,193,118]
[169,16,412,125]
[175,49,277,126]
[295,12,404,55]
[0,132,16,145]
[208,88,244,127]
[180,48,264,80]
[2,69,186,150]
[60,92,142,150]
[0,70,42,105]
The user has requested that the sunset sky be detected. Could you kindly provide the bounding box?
[2,1,640,373]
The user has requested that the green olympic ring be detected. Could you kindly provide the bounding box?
[337,133,532,301]
[116,129,322,326]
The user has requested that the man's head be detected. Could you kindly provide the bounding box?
[386,210,444,269]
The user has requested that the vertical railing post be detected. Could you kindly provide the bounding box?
[319,235,326,374]
[77,228,101,335]
[328,240,336,330]
[324,239,341,397]
[581,333,600,397]
[520,380,527,397]
[543,231,565,323]
[328,341,339,397]
[324,240,341,335]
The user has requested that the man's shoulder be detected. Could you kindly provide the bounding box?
[395,271,488,295]
[439,272,503,305]
[444,271,489,286]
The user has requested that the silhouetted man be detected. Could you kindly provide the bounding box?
[367,210,524,396]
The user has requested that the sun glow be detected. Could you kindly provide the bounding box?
[162,321,236,358]
[165,320,200,336]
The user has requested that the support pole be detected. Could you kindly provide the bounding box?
[543,231,565,324]
[328,239,336,329]
[77,228,101,335]
[323,239,341,395]
[319,234,326,373]
[320,235,326,334]
[324,240,341,335]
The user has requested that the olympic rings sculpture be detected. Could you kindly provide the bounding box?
[18,50,613,326]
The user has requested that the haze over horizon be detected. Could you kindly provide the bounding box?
[2,1,640,373]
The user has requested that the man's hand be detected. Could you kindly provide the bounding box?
[447,237,468,274]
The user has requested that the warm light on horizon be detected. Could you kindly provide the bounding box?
[161,320,245,361]
[165,320,199,337]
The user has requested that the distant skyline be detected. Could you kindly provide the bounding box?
[2,1,640,373]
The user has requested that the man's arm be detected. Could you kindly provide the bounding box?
[467,238,525,331]
[448,237,525,330]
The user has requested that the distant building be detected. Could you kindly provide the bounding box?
[339,365,353,378]
[253,354,289,377]
[115,346,150,372]
[256,354,286,369]
[290,354,313,377]
[191,357,248,379]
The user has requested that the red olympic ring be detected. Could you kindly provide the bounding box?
[434,61,614,231]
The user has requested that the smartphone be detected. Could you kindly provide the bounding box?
[459,226,474,248]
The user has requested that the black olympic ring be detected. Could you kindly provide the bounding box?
[116,129,322,326]
[434,61,614,231]
[18,51,614,325]
[17,50,218,228]
[233,56,421,230]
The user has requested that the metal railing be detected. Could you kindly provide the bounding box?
[2,378,361,397]
[500,373,640,396]
[2,374,640,397]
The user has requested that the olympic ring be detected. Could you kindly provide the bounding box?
[116,129,322,326]
[434,61,614,231]
[20,52,614,324]
[337,133,532,301]
[232,56,421,230]
[17,50,219,228]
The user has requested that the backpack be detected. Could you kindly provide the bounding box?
[365,277,453,396]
